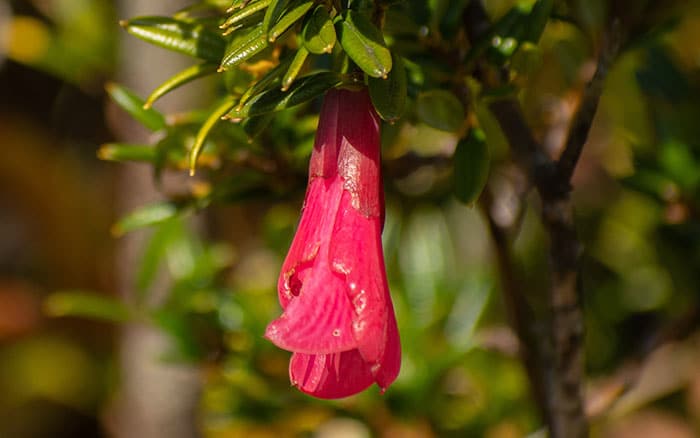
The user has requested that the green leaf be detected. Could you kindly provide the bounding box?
[368,53,406,122]
[106,83,166,131]
[268,0,314,42]
[242,113,275,140]
[302,5,336,54]
[416,89,465,132]
[145,63,219,109]
[220,0,271,30]
[121,16,225,62]
[220,25,268,71]
[523,0,554,43]
[45,291,132,322]
[335,10,392,78]
[453,128,490,205]
[189,97,238,174]
[98,143,157,162]
[226,71,344,119]
[282,46,309,91]
[236,55,294,109]
[262,0,288,38]
[112,202,180,236]
[136,218,183,298]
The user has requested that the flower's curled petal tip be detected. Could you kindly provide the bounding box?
[265,268,357,354]
[290,350,375,399]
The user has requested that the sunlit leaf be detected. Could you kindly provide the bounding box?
[302,5,336,54]
[145,62,219,109]
[335,10,392,78]
[219,0,271,30]
[268,0,314,42]
[190,97,238,174]
[281,46,309,91]
[219,25,268,71]
[98,143,157,162]
[121,16,225,62]
[45,291,132,322]
[262,0,288,38]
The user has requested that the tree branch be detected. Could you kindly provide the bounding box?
[557,20,623,183]
[463,2,622,437]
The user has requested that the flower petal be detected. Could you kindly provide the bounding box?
[266,261,357,354]
[289,350,374,399]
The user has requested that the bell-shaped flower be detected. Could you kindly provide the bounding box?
[265,88,400,399]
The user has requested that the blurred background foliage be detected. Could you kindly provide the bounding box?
[2,0,700,437]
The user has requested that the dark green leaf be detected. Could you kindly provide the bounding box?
[219,25,268,71]
[98,143,157,162]
[453,128,490,205]
[145,62,219,109]
[335,10,392,78]
[368,53,406,122]
[302,5,336,54]
[226,71,343,119]
[121,16,225,62]
[106,83,166,131]
[242,113,275,140]
[282,46,309,91]
[45,291,132,322]
[416,89,465,132]
[523,0,554,43]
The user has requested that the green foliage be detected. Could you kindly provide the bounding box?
[83,0,700,436]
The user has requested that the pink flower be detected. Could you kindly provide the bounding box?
[265,88,401,399]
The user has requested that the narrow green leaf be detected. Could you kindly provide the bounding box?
[112,202,180,236]
[189,98,238,174]
[282,46,309,91]
[416,89,465,132]
[302,5,336,54]
[220,0,271,30]
[262,0,288,38]
[45,291,132,322]
[121,16,225,62]
[453,128,490,205]
[219,25,268,71]
[227,71,343,119]
[335,10,392,78]
[227,0,253,11]
[98,143,157,162]
[145,63,219,109]
[368,53,406,122]
[106,83,166,131]
[136,218,182,298]
[268,0,314,42]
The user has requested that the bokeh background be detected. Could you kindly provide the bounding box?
[2,0,700,437]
